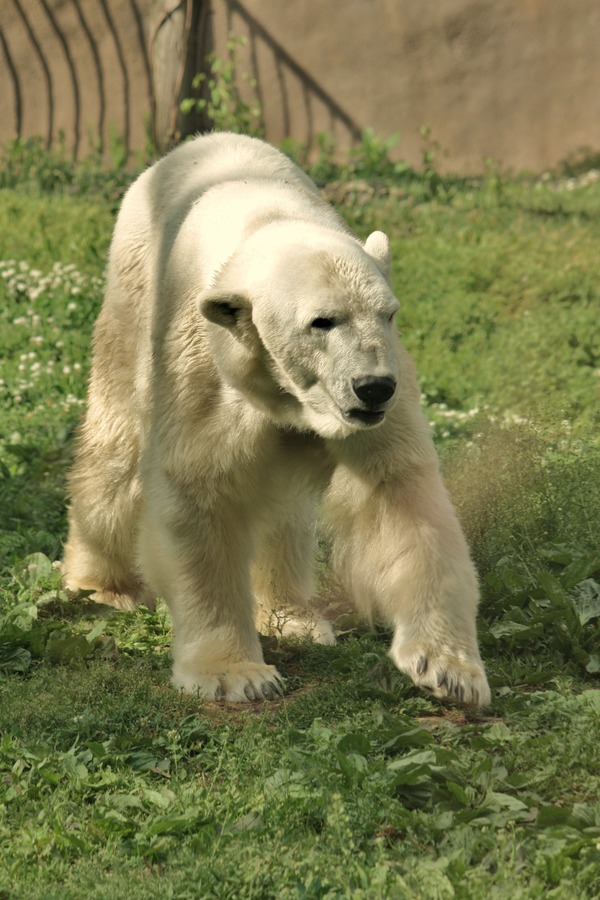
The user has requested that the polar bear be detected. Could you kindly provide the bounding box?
[63,132,491,707]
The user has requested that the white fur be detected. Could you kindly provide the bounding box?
[63,133,491,707]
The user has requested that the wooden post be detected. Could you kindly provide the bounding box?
[149,0,207,151]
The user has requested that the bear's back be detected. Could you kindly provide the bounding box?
[139,133,318,230]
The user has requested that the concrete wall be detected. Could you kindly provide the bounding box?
[0,0,153,159]
[1,0,599,172]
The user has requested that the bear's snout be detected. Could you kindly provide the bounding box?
[352,375,397,408]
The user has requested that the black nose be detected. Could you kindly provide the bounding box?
[352,375,397,407]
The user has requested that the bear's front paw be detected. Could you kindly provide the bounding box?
[389,641,491,708]
[173,660,285,703]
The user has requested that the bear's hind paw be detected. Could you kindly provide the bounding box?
[89,588,156,612]
[258,609,336,645]
[173,661,285,703]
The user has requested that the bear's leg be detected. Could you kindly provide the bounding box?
[252,501,335,645]
[325,461,491,707]
[138,478,284,702]
[63,512,154,612]
[62,395,153,612]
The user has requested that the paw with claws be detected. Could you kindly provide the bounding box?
[173,661,285,703]
[390,640,491,708]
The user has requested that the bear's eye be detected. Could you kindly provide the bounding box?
[311,317,336,331]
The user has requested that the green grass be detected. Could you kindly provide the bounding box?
[1,140,599,898]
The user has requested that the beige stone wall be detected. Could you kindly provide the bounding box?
[0,0,154,159]
[1,0,599,172]
[213,0,600,172]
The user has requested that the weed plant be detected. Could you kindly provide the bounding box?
[0,136,143,210]
[0,137,599,898]
[180,34,264,137]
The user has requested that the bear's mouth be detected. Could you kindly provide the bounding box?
[344,408,385,427]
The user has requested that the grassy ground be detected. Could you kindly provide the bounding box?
[1,140,599,898]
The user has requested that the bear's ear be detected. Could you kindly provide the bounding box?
[198,290,252,332]
[364,231,392,280]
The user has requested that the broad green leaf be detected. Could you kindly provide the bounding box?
[38,767,60,785]
[581,690,600,710]
[489,621,536,640]
[85,741,108,759]
[143,814,202,837]
[227,811,264,833]
[141,789,174,810]
[387,750,437,771]
[19,553,54,586]
[1,603,38,632]
[486,791,530,812]
[431,810,454,830]
[571,802,600,828]
[537,805,574,828]
[561,554,600,589]
[380,726,434,753]
[497,566,530,590]
[539,544,575,566]
[585,654,600,674]
[263,768,311,800]
[571,579,600,625]
[107,794,145,812]
[445,781,471,806]
[86,619,108,643]
[45,630,92,664]
[0,643,31,673]
[335,749,368,784]
[482,722,512,743]
[536,572,568,606]
[337,732,371,755]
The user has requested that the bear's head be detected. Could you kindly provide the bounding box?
[198,225,401,440]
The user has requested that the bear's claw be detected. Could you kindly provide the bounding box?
[173,661,285,703]
[389,641,491,708]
